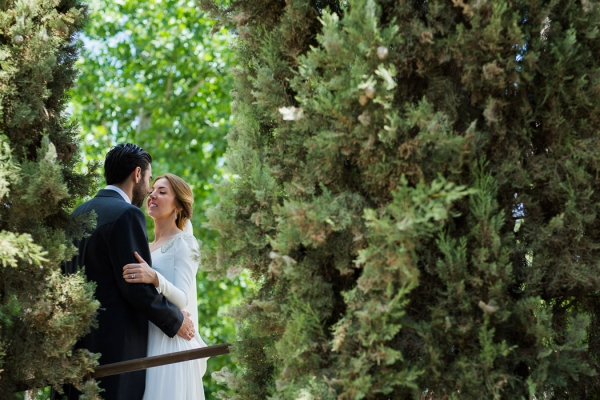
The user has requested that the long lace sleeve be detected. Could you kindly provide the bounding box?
[155,235,199,310]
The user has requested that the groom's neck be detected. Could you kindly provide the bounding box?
[111,182,134,203]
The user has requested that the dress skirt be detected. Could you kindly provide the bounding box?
[143,322,207,400]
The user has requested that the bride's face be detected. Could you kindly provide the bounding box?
[147,178,178,221]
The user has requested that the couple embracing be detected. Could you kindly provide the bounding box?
[54,144,206,400]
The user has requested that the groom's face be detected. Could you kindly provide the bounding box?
[132,164,152,207]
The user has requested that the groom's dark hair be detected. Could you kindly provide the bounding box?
[104,143,152,185]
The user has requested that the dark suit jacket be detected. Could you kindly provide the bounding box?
[58,190,184,400]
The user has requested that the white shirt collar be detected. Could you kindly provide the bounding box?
[104,185,131,204]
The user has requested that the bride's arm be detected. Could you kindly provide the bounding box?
[154,237,198,310]
[123,236,199,310]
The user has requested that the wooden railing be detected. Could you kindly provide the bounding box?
[89,343,231,379]
[17,343,231,393]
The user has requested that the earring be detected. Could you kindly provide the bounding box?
[174,209,178,220]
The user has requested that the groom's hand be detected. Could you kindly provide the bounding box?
[177,311,195,341]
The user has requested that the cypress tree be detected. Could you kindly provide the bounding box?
[201,0,600,399]
[0,0,99,396]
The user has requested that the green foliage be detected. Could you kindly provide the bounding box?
[0,230,48,268]
[69,0,247,396]
[0,0,99,396]
[0,137,19,200]
[72,0,233,230]
[201,0,600,398]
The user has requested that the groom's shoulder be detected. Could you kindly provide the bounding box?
[73,191,142,222]
[115,202,146,221]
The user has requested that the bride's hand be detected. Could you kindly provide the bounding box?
[123,252,159,287]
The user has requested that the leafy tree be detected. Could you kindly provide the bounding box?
[0,0,99,397]
[70,0,246,397]
[200,0,600,399]
[72,0,233,224]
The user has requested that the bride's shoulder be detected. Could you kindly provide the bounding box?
[174,232,199,251]
[160,232,198,253]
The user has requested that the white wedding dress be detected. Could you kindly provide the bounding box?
[143,232,207,400]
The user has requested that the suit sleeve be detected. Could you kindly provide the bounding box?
[155,236,198,310]
[108,207,184,337]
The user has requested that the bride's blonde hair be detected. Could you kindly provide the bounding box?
[153,173,193,230]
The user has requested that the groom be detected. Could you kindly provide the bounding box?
[56,144,195,400]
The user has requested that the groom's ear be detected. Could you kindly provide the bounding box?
[133,166,142,183]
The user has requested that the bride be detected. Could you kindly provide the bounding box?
[122,173,207,400]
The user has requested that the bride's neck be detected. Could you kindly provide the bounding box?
[153,218,180,242]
